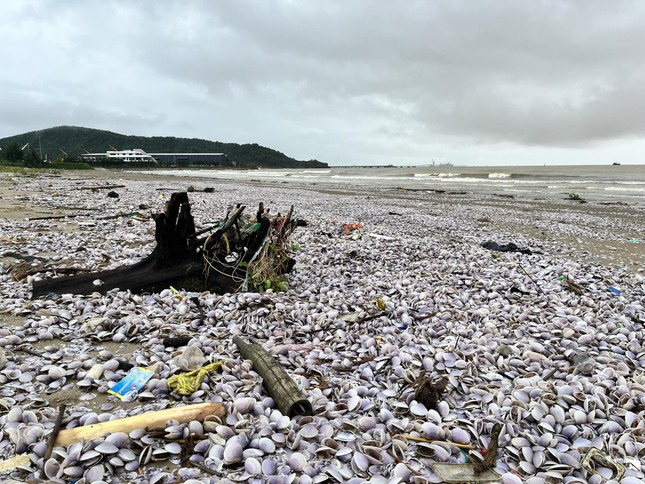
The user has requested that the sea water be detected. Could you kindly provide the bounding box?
[135,165,645,208]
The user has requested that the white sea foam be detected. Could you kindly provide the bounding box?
[330,175,403,181]
[604,186,645,192]
[131,165,645,207]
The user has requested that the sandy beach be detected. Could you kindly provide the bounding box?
[0,168,644,483]
[2,168,643,270]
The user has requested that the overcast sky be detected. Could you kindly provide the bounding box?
[2,1,644,166]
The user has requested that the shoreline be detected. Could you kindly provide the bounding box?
[2,168,643,272]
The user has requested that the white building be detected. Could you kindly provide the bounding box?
[81,149,157,163]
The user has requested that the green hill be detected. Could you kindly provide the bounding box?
[0,126,328,168]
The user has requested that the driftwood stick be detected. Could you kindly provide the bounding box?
[80,184,126,190]
[257,202,265,223]
[218,205,246,234]
[517,263,545,295]
[28,214,80,221]
[98,212,149,221]
[13,344,43,357]
[45,404,66,460]
[281,205,294,236]
[198,205,246,250]
[190,225,220,238]
[473,422,503,474]
[234,336,312,418]
[55,402,225,446]
[190,460,224,476]
[19,267,93,278]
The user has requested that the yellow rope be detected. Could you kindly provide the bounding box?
[167,361,224,396]
[203,253,246,282]
[202,228,246,283]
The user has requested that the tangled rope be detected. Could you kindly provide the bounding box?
[167,361,224,396]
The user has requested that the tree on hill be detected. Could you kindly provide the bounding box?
[0,126,328,169]
[24,149,42,167]
[2,142,23,162]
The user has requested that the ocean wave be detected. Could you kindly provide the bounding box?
[422,177,529,184]
[615,181,645,185]
[488,172,511,178]
[604,186,645,192]
[330,175,405,181]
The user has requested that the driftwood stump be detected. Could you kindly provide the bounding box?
[31,192,298,298]
[234,336,313,417]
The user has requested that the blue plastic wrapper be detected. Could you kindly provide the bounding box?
[108,367,154,401]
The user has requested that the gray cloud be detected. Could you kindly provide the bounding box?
[1,0,645,164]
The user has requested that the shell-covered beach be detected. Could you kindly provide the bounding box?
[0,170,644,484]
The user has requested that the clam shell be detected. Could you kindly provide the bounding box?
[165,442,182,454]
[258,437,276,453]
[95,442,119,454]
[450,427,470,444]
[105,432,129,448]
[245,457,262,475]
[288,452,307,471]
[262,458,277,475]
[223,441,243,464]
[44,458,61,479]
[299,423,319,439]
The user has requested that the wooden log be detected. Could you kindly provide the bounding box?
[234,336,312,418]
[55,402,225,447]
[0,454,31,474]
[472,423,502,474]
[154,192,195,263]
[30,193,297,298]
[201,205,246,251]
[32,257,203,298]
[80,184,126,190]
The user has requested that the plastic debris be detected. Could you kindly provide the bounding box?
[608,286,622,295]
[108,367,155,401]
[163,336,193,348]
[431,463,501,483]
[341,223,364,235]
[481,241,532,255]
[174,346,205,371]
[86,363,104,381]
[169,286,184,299]
[430,422,502,482]
[168,361,224,396]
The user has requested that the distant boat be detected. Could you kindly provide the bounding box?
[613,162,621,165]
